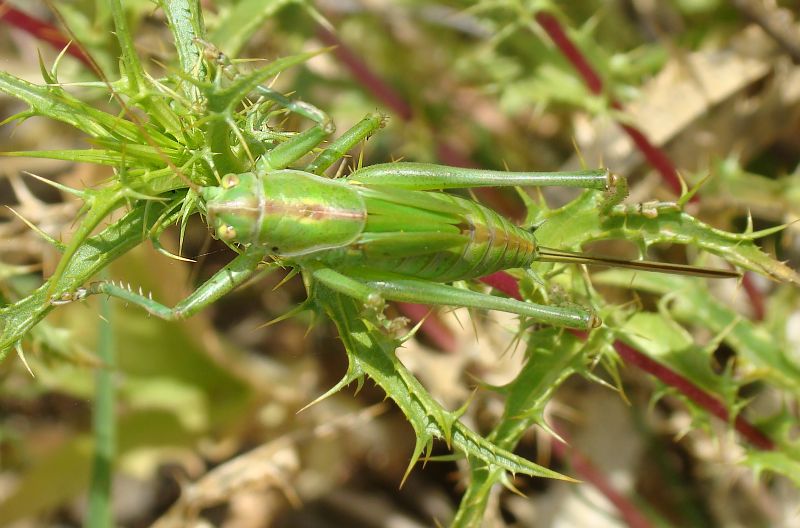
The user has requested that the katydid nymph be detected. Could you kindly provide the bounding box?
[19,12,737,335]
[49,147,739,332]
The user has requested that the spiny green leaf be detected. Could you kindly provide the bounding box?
[1,146,178,168]
[209,49,329,112]
[601,208,800,284]
[595,271,800,393]
[108,0,146,94]
[46,187,130,299]
[488,329,591,449]
[746,451,800,487]
[0,206,159,357]
[0,71,115,139]
[531,190,800,284]
[159,0,208,94]
[617,311,739,404]
[315,285,572,481]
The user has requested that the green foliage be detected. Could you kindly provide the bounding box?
[314,284,572,482]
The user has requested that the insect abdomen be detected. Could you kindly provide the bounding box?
[405,194,538,281]
[314,190,539,282]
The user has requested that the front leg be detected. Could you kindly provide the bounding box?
[51,249,270,321]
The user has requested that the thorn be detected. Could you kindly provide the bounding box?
[572,135,588,169]
[52,40,73,79]
[297,373,356,414]
[398,310,429,344]
[253,301,310,330]
[272,268,300,291]
[22,171,88,198]
[7,172,42,206]
[4,206,66,251]
[154,243,197,263]
[677,171,709,207]
[304,317,315,338]
[676,170,689,197]
[499,472,527,497]
[15,342,35,377]
[37,48,57,84]
[536,419,568,445]
[357,144,365,171]
[400,438,427,488]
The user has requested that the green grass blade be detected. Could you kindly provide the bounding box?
[86,282,115,528]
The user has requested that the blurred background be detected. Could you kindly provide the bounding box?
[1,1,799,526]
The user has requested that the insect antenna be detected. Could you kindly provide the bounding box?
[537,247,741,279]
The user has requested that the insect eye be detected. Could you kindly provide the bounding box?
[221,173,239,189]
[218,224,237,241]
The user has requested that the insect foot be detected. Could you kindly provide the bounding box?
[384,316,411,339]
[611,200,681,219]
[600,171,629,213]
[364,292,386,313]
[49,287,90,305]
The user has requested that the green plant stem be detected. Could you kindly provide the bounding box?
[159,0,206,100]
[86,284,115,528]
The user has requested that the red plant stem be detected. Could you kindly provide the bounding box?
[395,302,457,353]
[533,11,683,198]
[0,4,92,67]
[534,12,603,94]
[551,434,654,528]
[480,271,775,450]
[613,340,775,450]
[317,25,413,121]
[533,10,765,321]
[741,272,766,320]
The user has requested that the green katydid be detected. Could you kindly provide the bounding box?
[35,23,737,333]
[17,11,737,336]
[0,0,759,496]
[48,111,739,331]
